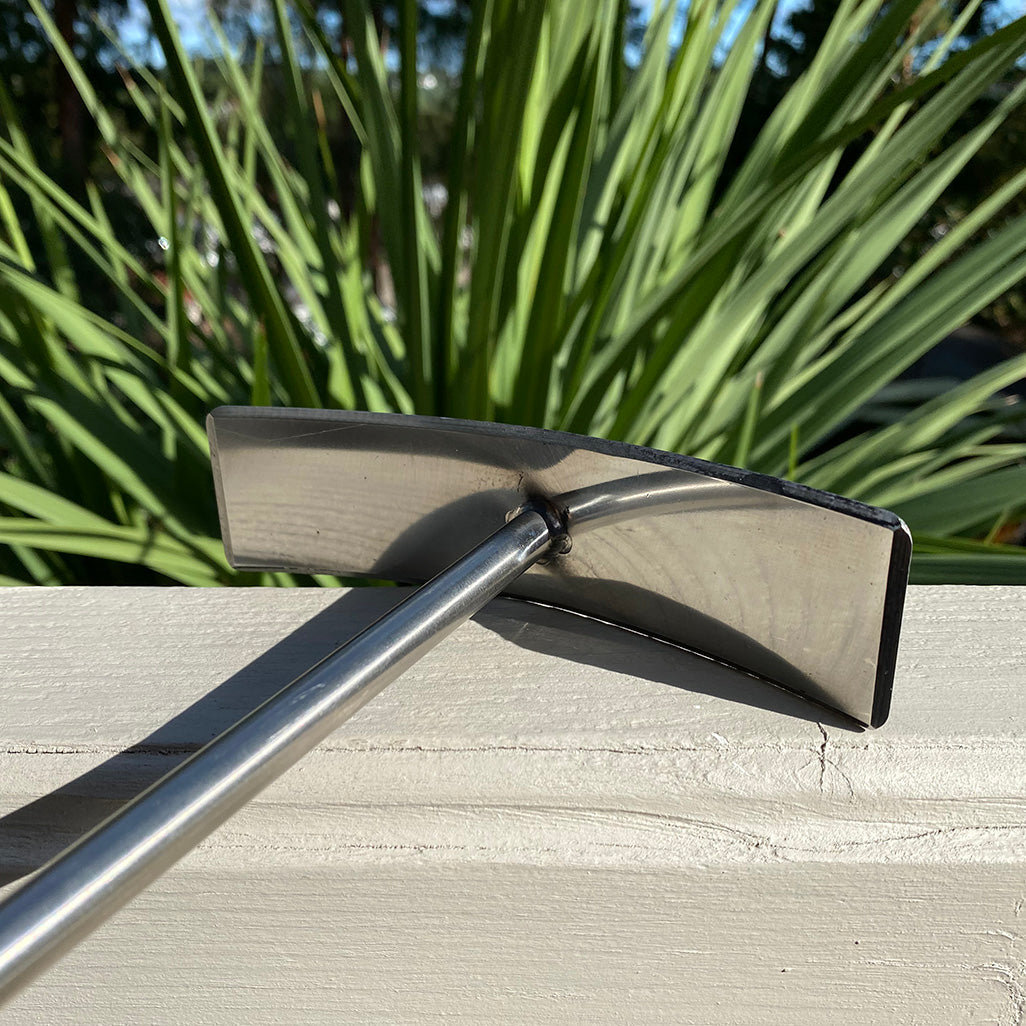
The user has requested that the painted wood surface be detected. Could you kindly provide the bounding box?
[1,585,1024,1024]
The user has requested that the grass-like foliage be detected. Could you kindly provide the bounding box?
[1,0,1026,585]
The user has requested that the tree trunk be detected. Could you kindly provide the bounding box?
[54,0,86,189]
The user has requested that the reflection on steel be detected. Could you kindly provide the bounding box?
[557,472,762,531]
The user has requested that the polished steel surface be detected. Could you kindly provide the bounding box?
[209,407,911,727]
[0,511,555,1006]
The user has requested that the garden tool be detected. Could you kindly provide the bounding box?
[0,407,911,1002]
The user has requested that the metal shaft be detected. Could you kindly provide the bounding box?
[0,509,556,1005]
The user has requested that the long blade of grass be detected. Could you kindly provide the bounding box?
[398,0,432,412]
[143,0,320,408]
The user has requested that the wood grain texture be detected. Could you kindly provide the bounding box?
[1,585,1024,1024]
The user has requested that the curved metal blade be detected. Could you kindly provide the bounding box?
[208,407,910,727]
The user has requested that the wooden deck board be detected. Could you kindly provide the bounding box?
[1,586,1024,1024]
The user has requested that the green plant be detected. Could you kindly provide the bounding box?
[1,0,1025,586]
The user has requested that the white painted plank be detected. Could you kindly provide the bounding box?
[1,586,1025,1024]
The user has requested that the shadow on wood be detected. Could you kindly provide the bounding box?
[483,590,863,733]
[0,587,854,888]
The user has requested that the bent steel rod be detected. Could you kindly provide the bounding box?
[0,508,557,1005]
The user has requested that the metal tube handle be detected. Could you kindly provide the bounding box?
[0,510,556,1004]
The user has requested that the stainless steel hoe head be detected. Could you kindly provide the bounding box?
[209,406,910,728]
[0,405,911,1003]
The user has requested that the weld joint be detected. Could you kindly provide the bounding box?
[507,497,572,557]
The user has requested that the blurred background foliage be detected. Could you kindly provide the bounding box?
[0,0,1025,587]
